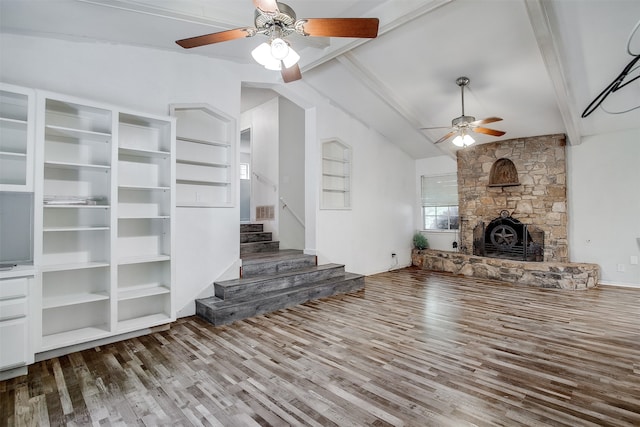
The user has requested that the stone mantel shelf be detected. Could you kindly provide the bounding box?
[412,249,599,290]
[487,182,521,188]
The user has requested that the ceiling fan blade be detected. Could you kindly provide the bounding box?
[469,116,503,126]
[472,127,506,137]
[253,0,279,14]
[281,62,302,83]
[299,18,379,38]
[433,131,457,144]
[176,28,255,48]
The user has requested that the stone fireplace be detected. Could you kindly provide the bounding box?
[411,133,600,289]
[457,133,567,262]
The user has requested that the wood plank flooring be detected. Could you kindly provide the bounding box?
[2,268,640,426]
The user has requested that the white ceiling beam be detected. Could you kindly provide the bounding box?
[335,52,454,159]
[299,0,455,159]
[301,0,452,73]
[525,0,581,146]
[75,0,330,49]
[76,0,244,28]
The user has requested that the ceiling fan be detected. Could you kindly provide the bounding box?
[421,77,506,147]
[176,0,379,83]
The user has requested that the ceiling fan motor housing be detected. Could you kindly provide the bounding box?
[456,76,470,87]
[254,2,296,37]
[452,115,476,127]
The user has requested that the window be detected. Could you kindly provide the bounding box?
[240,163,250,180]
[421,174,459,230]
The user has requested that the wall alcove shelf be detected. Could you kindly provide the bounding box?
[321,138,352,209]
[170,104,236,208]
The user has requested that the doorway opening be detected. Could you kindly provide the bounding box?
[239,86,306,251]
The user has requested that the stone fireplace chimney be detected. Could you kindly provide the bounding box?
[457,134,567,262]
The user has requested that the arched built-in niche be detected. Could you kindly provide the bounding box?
[488,158,520,187]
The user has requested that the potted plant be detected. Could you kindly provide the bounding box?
[413,232,429,251]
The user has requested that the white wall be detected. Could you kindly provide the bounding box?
[415,156,459,252]
[240,148,251,223]
[568,128,640,287]
[0,34,243,316]
[278,97,305,250]
[316,104,416,275]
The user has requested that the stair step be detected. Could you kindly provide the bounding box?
[240,240,279,256]
[215,263,345,300]
[240,223,263,233]
[241,248,303,262]
[240,231,273,243]
[196,273,365,326]
[242,251,316,278]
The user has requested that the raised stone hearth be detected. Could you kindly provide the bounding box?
[412,249,599,290]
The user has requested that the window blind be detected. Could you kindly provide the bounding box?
[421,174,458,206]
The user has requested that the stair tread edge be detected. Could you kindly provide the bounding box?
[199,273,364,307]
[216,263,346,287]
[242,253,314,266]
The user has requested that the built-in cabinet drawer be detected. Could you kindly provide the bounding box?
[0,298,27,320]
[0,318,28,369]
[0,276,28,299]
[0,273,32,374]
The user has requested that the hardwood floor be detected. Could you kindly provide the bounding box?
[2,268,640,426]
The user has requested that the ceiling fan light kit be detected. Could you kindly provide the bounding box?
[251,39,300,70]
[420,76,506,147]
[176,0,379,83]
[452,131,475,147]
[270,38,290,60]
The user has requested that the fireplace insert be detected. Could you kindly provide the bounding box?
[473,212,544,262]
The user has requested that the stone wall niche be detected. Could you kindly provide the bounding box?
[457,134,567,262]
[488,158,520,187]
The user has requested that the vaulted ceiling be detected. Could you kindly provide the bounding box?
[1,0,639,159]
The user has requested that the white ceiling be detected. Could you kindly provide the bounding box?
[1,0,639,159]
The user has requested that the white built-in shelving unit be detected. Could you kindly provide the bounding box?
[36,95,114,350]
[321,139,352,209]
[33,91,175,352]
[116,112,174,332]
[0,83,35,191]
[171,104,235,207]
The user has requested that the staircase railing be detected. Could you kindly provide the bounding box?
[252,171,277,192]
[279,197,305,230]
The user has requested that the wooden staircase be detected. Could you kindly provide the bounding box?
[196,224,365,326]
[239,223,280,255]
